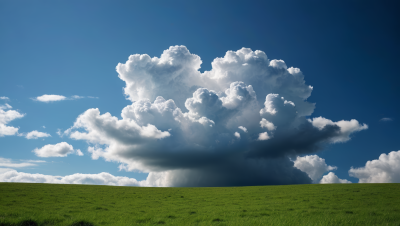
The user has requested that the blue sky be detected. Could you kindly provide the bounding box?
[0,0,399,186]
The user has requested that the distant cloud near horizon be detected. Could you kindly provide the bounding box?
[320,172,351,184]
[349,150,400,183]
[33,95,98,102]
[293,155,337,183]
[0,170,147,186]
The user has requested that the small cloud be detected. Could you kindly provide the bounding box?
[238,126,248,133]
[0,96,9,100]
[260,118,277,131]
[43,126,46,128]
[0,104,25,137]
[87,96,99,99]
[21,130,51,139]
[320,172,351,184]
[71,95,84,99]
[234,132,240,139]
[33,142,82,157]
[26,160,46,163]
[76,149,84,156]
[293,155,337,183]
[34,94,67,102]
[33,95,98,103]
[380,118,393,122]
[258,132,270,141]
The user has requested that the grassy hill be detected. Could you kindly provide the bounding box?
[0,183,399,225]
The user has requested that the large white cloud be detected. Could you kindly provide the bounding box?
[349,150,400,183]
[0,104,24,137]
[293,155,337,182]
[320,172,351,184]
[63,46,367,187]
[33,142,83,157]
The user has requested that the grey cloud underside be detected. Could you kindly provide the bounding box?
[67,46,366,187]
[157,158,311,187]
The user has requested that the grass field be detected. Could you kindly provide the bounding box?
[0,183,399,225]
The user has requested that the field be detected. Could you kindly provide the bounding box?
[0,183,399,226]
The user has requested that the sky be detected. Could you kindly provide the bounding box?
[0,0,399,186]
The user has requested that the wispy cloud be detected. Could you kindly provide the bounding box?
[19,130,51,139]
[32,94,98,103]
[380,117,393,122]
[0,157,42,168]
[0,96,9,100]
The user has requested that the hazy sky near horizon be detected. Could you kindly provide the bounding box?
[0,0,399,186]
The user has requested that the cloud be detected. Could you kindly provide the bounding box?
[238,126,247,133]
[308,117,368,143]
[258,132,270,140]
[0,170,146,186]
[380,117,393,122]
[293,155,337,182]
[33,142,82,157]
[0,168,14,174]
[34,94,67,102]
[260,118,276,131]
[0,104,24,137]
[63,46,367,187]
[349,150,400,183]
[20,130,51,139]
[33,95,97,103]
[0,97,9,100]
[0,157,38,168]
[320,172,351,184]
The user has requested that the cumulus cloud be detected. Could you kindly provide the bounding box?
[33,142,82,157]
[293,155,337,182]
[0,104,24,137]
[260,118,276,131]
[320,172,351,184]
[308,117,368,143]
[63,46,367,187]
[258,132,270,140]
[20,130,51,139]
[349,150,400,183]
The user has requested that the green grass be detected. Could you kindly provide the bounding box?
[0,183,399,225]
